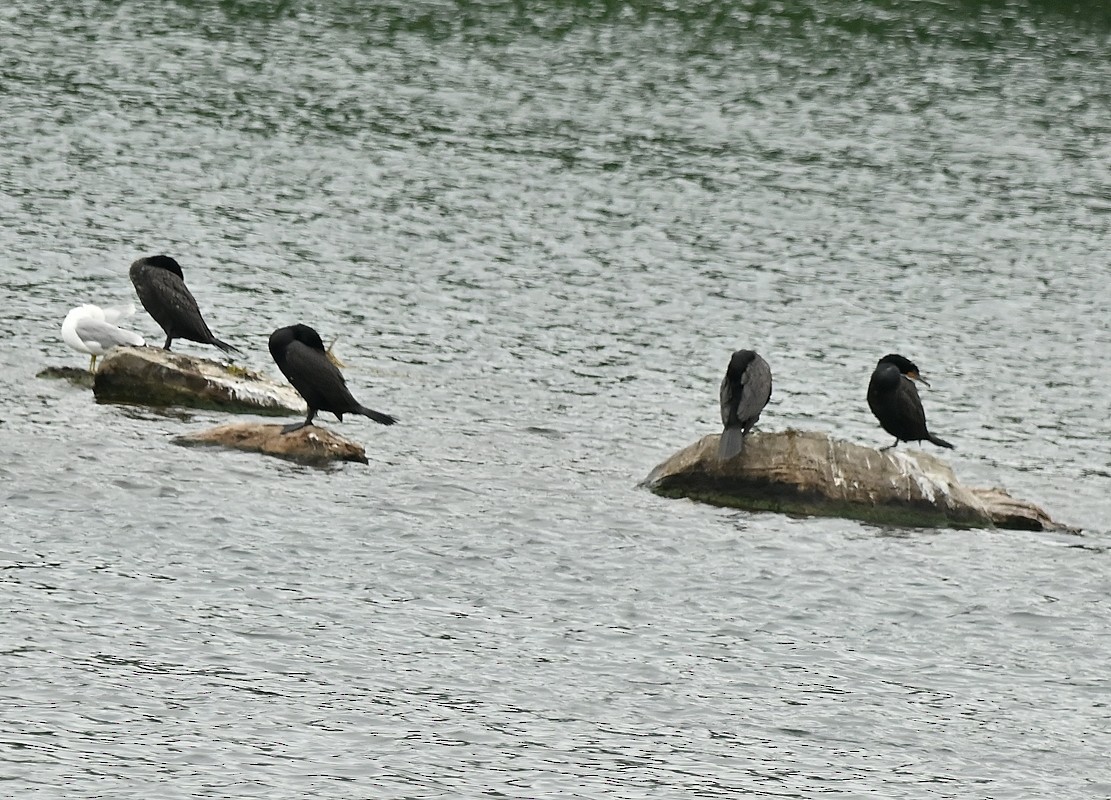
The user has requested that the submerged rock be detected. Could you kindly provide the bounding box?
[37,366,94,388]
[176,422,369,465]
[642,429,1075,532]
[93,346,304,415]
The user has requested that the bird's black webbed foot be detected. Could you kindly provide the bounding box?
[281,421,311,435]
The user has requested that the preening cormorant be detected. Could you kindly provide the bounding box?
[129,255,239,353]
[719,349,773,460]
[269,323,398,434]
[62,303,145,372]
[867,353,953,450]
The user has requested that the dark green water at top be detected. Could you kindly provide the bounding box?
[2,1,1110,797]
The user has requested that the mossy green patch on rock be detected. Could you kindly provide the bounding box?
[223,363,253,379]
[651,478,986,529]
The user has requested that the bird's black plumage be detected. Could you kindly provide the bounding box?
[269,324,397,434]
[719,349,773,460]
[129,255,239,353]
[867,353,953,450]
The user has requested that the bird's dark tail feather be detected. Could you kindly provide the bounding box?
[212,337,242,355]
[358,406,398,426]
[929,434,955,449]
[718,427,746,461]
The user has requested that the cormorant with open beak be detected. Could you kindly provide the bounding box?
[867,353,953,450]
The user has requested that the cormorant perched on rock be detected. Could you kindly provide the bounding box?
[269,324,397,434]
[867,354,953,450]
[719,349,773,460]
[62,303,145,372]
[129,255,239,353]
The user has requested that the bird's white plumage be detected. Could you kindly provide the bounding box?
[62,304,145,370]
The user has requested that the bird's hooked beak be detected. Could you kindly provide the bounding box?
[907,370,930,387]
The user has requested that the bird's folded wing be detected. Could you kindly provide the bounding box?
[286,342,349,392]
[736,360,772,421]
[719,374,736,426]
[75,318,144,349]
[897,380,929,429]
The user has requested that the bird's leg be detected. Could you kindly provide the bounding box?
[880,439,899,452]
[163,335,173,350]
[281,408,316,435]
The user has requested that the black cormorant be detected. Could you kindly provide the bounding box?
[719,349,773,460]
[867,353,953,450]
[269,324,398,434]
[129,255,240,353]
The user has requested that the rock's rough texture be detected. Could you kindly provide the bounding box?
[94,346,304,415]
[968,487,1069,532]
[176,423,369,465]
[642,429,1075,532]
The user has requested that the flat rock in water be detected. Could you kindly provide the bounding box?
[176,422,368,465]
[642,429,1076,532]
[93,346,305,415]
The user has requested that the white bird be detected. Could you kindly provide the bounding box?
[61,303,146,372]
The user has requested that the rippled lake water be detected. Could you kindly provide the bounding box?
[3,1,1110,797]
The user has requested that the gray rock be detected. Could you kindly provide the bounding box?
[93,346,304,415]
[175,422,369,466]
[642,429,1076,532]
